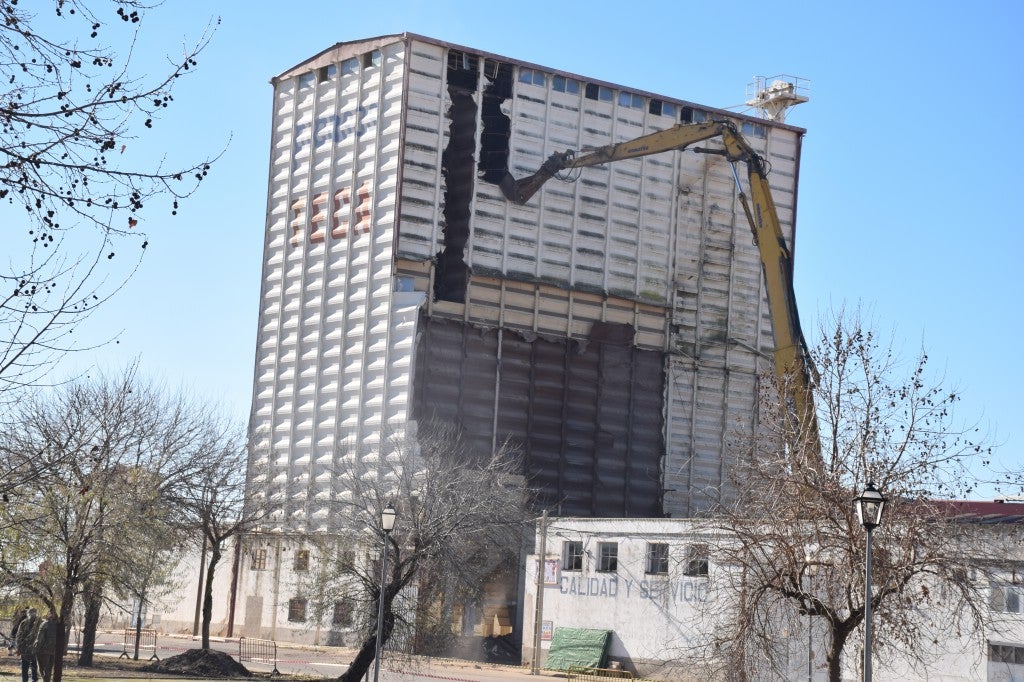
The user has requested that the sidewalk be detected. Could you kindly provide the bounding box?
[76,630,573,682]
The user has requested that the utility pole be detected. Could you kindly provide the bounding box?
[531,511,549,675]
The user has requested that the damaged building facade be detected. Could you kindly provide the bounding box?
[235,33,805,643]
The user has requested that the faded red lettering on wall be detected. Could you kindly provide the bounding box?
[353,182,371,235]
[289,197,305,247]
[289,182,374,246]
[309,193,328,243]
[331,187,351,239]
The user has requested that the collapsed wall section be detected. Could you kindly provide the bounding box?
[435,50,477,303]
[412,315,664,517]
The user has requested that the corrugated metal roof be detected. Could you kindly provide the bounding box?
[930,499,1024,524]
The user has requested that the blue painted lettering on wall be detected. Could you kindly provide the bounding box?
[292,104,379,170]
[560,576,619,597]
[559,576,706,603]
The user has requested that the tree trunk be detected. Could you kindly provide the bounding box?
[54,589,76,682]
[338,593,396,682]
[339,635,378,682]
[202,541,222,650]
[826,623,852,682]
[134,609,144,660]
[77,584,102,666]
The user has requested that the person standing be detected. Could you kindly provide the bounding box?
[9,607,26,655]
[14,607,38,682]
[33,610,57,682]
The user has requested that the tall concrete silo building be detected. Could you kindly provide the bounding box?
[248,33,807,530]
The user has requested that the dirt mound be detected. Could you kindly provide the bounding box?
[142,648,252,677]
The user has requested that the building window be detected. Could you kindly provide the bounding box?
[990,643,1024,665]
[585,83,613,102]
[563,541,583,571]
[338,549,355,570]
[250,548,267,571]
[298,72,315,90]
[518,68,546,86]
[742,121,768,139]
[294,549,310,572]
[646,543,669,575]
[991,583,1024,613]
[684,545,709,577]
[362,50,381,68]
[448,50,478,73]
[649,100,676,118]
[552,75,579,94]
[333,599,353,627]
[618,91,643,109]
[341,58,359,76]
[681,106,709,124]
[597,542,618,572]
[288,598,307,622]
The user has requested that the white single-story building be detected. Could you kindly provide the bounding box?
[522,504,1024,681]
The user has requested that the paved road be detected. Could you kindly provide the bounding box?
[88,631,563,682]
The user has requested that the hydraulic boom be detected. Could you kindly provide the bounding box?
[501,119,820,460]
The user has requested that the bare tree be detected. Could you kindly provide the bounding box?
[167,425,266,651]
[695,309,1004,681]
[107,485,183,661]
[0,367,239,682]
[285,422,532,682]
[0,1,219,397]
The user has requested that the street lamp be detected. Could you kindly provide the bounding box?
[373,503,397,682]
[855,482,886,682]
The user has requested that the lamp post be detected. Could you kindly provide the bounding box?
[855,482,886,682]
[373,503,397,682]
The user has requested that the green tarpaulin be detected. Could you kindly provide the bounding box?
[544,627,612,671]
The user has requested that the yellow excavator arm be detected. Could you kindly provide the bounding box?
[501,119,821,461]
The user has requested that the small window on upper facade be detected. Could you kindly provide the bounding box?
[649,100,677,118]
[362,50,381,69]
[298,72,315,91]
[288,598,307,622]
[552,75,580,94]
[585,83,613,102]
[518,68,546,86]
[563,541,583,571]
[681,107,709,124]
[684,545,709,577]
[646,543,669,575]
[341,58,359,76]
[618,91,643,109]
[294,549,310,572]
[597,542,618,572]
[250,548,267,571]
[448,50,478,73]
[742,121,768,139]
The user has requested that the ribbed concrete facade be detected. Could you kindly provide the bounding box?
[249,33,805,525]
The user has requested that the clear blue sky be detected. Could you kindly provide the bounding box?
[60,1,1023,490]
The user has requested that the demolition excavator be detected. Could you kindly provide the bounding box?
[500,118,821,459]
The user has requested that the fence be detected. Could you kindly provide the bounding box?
[119,628,159,661]
[0,619,11,652]
[238,636,280,675]
[567,666,634,681]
